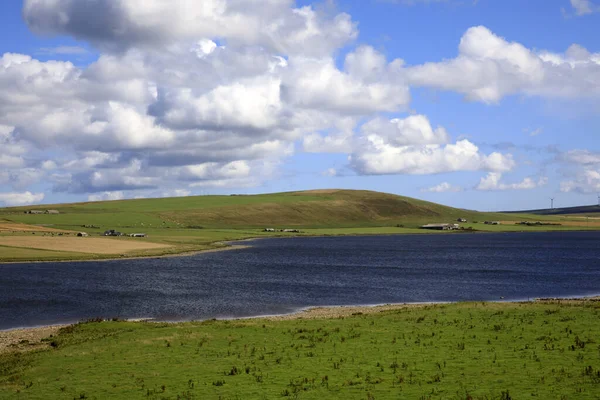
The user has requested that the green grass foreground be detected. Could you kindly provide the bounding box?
[2,301,600,399]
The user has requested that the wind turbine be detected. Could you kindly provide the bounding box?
[550,198,555,210]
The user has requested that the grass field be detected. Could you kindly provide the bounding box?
[1,300,599,399]
[1,189,598,262]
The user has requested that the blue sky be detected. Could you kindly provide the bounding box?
[0,0,599,211]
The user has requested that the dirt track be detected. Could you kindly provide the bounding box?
[0,237,171,254]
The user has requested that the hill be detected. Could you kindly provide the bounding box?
[1,189,507,230]
[504,204,600,216]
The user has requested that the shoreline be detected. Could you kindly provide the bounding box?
[3,296,599,354]
[2,229,598,265]
[0,243,252,265]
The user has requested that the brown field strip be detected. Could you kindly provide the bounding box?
[0,237,172,255]
[0,222,72,233]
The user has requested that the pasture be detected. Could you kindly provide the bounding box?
[1,300,599,399]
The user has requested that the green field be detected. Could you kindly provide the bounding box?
[1,189,598,262]
[2,301,599,399]
[0,245,85,262]
[0,190,558,231]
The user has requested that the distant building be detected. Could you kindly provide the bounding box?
[77,232,89,237]
[264,228,276,232]
[103,230,123,237]
[484,221,501,225]
[283,229,301,233]
[129,233,147,238]
[457,218,467,223]
[27,210,44,214]
[420,223,459,231]
[45,210,60,214]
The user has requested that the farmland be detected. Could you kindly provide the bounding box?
[1,189,599,262]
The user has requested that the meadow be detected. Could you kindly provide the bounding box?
[1,300,599,399]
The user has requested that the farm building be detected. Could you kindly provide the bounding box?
[103,230,123,237]
[129,233,147,238]
[457,218,467,223]
[77,232,89,237]
[264,228,276,232]
[484,221,501,225]
[45,210,60,214]
[420,223,460,231]
[26,210,44,214]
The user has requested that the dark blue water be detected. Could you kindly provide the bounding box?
[1,232,599,330]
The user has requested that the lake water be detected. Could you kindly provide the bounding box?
[1,232,599,330]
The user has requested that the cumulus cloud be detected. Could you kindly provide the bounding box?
[0,191,45,206]
[23,0,357,56]
[476,173,548,191]
[87,191,125,202]
[349,115,514,175]
[558,149,600,193]
[568,0,598,15]
[303,132,353,153]
[321,168,338,177]
[283,47,409,115]
[0,3,573,202]
[361,115,449,146]
[0,2,359,197]
[406,26,600,103]
[422,182,463,193]
[560,149,600,165]
[0,1,416,200]
[560,168,600,193]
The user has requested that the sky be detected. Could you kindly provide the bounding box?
[0,0,599,211]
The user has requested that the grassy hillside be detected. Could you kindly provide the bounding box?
[1,189,527,230]
[2,300,599,399]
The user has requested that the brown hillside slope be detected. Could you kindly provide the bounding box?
[158,190,474,228]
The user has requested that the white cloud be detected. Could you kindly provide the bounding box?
[155,77,283,131]
[476,173,548,191]
[422,182,463,193]
[406,26,600,102]
[569,0,598,15]
[38,46,88,55]
[87,191,125,202]
[303,133,353,153]
[349,115,514,175]
[0,3,587,202]
[283,49,409,115]
[361,115,449,146]
[351,138,514,175]
[23,0,357,57]
[160,189,191,198]
[560,168,600,193]
[0,191,45,206]
[321,168,338,177]
[560,149,600,165]
[0,154,25,168]
[524,127,543,137]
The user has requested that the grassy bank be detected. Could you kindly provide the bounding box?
[1,301,599,399]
